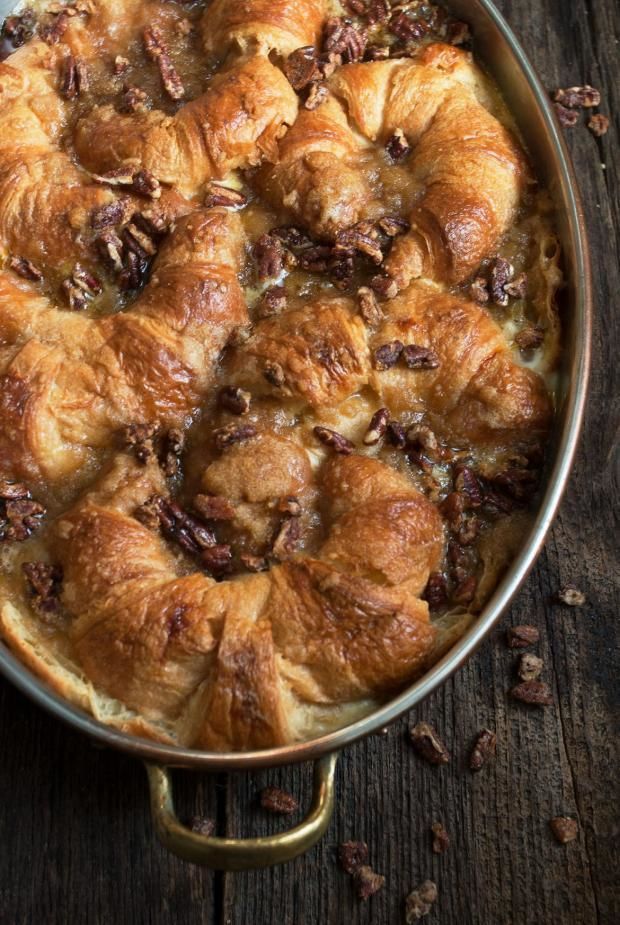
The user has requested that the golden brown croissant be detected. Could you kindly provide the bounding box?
[48,450,442,749]
[0,209,247,483]
[73,55,298,195]
[227,284,550,445]
[201,0,328,59]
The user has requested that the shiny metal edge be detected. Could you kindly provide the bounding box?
[0,0,592,770]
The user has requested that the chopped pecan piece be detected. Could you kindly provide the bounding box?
[515,324,544,351]
[367,0,390,25]
[256,285,287,319]
[338,840,368,874]
[370,274,398,300]
[518,653,543,682]
[278,496,302,517]
[159,427,185,477]
[550,816,578,844]
[402,345,440,369]
[91,166,160,200]
[41,11,69,44]
[507,624,540,648]
[9,256,42,282]
[405,881,438,922]
[96,228,124,272]
[556,586,585,606]
[60,53,88,99]
[143,25,184,100]
[323,16,368,64]
[240,553,269,572]
[386,128,411,161]
[118,249,149,292]
[254,234,287,280]
[121,422,157,463]
[263,361,286,387]
[354,866,385,901]
[588,113,609,137]
[299,244,331,272]
[271,517,301,561]
[193,494,235,521]
[409,722,450,765]
[90,198,127,230]
[271,226,313,251]
[113,55,130,75]
[201,543,233,577]
[406,424,438,457]
[363,407,390,445]
[357,286,383,325]
[390,11,431,43]
[504,272,527,299]
[218,386,251,415]
[469,728,497,771]
[386,420,407,448]
[189,816,215,837]
[121,84,150,113]
[22,562,63,615]
[285,45,321,90]
[454,465,482,506]
[365,44,390,61]
[134,495,163,531]
[510,680,553,706]
[260,787,299,815]
[335,226,383,264]
[378,215,410,237]
[453,575,477,604]
[553,85,600,108]
[305,81,328,110]
[204,184,247,210]
[373,340,403,370]
[123,222,158,258]
[447,20,470,45]
[313,426,355,455]
[470,276,489,303]
[0,480,30,501]
[431,822,450,854]
[554,103,579,128]
[2,9,36,48]
[213,424,257,452]
[490,257,515,306]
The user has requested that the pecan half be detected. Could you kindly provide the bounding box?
[402,344,440,369]
[363,407,390,445]
[217,386,251,415]
[260,787,299,815]
[91,198,128,230]
[518,653,543,682]
[409,722,450,765]
[588,113,609,137]
[9,256,42,282]
[515,324,544,352]
[370,274,398,300]
[143,25,184,100]
[550,816,578,844]
[405,881,438,922]
[201,544,233,577]
[469,728,497,771]
[386,128,411,161]
[213,424,257,451]
[553,85,600,108]
[204,184,247,210]
[354,866,385,901]
[61,265,101,310]
[147,496,217,556]
[323,16,367,64]
[313,426,355,455]
[431,822,450,854]
[357,286,383,325]
[60,52,88,99]
[335,226,383,264]
[1,493,46,542]
[556,586,586,606]
[507,624,540,648]
[338,840,368,874]
[510,680,553,706]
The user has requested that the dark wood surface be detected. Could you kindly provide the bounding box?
[1,1,618,923]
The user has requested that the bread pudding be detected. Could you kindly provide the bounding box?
[0,0,562,749]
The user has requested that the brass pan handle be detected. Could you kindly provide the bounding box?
[145,753,338,870]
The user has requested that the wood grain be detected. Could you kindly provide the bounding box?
[0,1,618,923]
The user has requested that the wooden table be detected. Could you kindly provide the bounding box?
[1,1,618,922]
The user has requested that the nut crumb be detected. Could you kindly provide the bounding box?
[259,786,299,815]
[431,822,450,854]
[506,624,540,648]
[405,880,438,922]
[469,728,497,771]
[354,865,385,900]
[518,653,543,682]
[556,586,585,606]
[409,722,450,765]
[550,816,578,844]
[510,680,553,706]
[338,840,369,873]
[588,113,609,137]
[189,816,215,837]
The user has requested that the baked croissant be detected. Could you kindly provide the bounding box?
[0,209,247,483]
[201,0,328,60]
[262,43,524,285]
[46,450,442,749]
[228,284,550,444]
[74,55,298,196]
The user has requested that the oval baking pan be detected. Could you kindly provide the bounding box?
[0,0,591,869]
